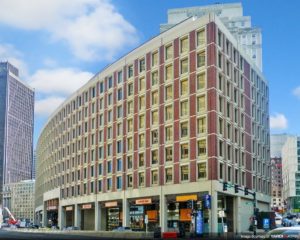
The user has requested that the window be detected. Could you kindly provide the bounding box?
[197,117,206,134]
[219,163,224,179]
[107,127,112,139]
[98,180,102,192]
[139,77,145,91]
[152,71,158,86]
[99,82,104,93]
[165,105,173,121]
[107,161,112,174]
[181,122,188,138]
[152,51,158,66]
[152,170,158,185]
[165,65,173,81]
[197,95,206,113]
[198,139,206,156]
[108,110,112,122]
[107,178,112,191]
[127,119,133,132]
[127,174,133,188]
[139,172,145,187]
[152,91,158,105]
[181,143,189,159]
[165,168,173,183]
[107,143,112,156]
[180,37,188,53]
[139,134,145,148]
[181,100,188,116]
[117,158,122,172]
[108,76,113,89]
[181,165,189,181]
[117,88,122,101]
[117,176,122,190]
[152,110,158,125]
[127,155,133,169]
[197,29,205,46]
[166,44,173,60]
[197,51,205,68]
[197,73,205,90]
[117,71,122,84]
[152,150,158,164]
[139,58,145,72]
[139,114,145,129]
[139,95,145,110]
[181,58,188,74]
[181,79,188,95]
[165,147,173,162]
[127,137,133,151]
[165,85,173,100]
[139,153,144,167]
[128,83,134,96]
[127,101,133,114]
[117,105,122,118]
[198,162,206,179]
[117,141,122,154]
[165,126,173,141]
[152,130,158,144]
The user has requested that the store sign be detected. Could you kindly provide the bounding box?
[66,206,73,211]
[135,198,152,205]
[176,194,197,202]
[105,201,118,207]
[82,204,92,209]
[47,206,58,210]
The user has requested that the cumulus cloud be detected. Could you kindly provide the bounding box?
[270,113,288,130]
[28,68,93,95]
[292,86,300,99]
[0,0,138,61]
[35,96,66,116]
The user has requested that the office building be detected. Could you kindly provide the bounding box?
[160,3,262,70]
[35,7,270,234]
[0,62,34,203]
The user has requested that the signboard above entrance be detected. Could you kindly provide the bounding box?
[176,194,197,202]
[105,201,118,207]
[135,198,152,205]
[82,204,92,209]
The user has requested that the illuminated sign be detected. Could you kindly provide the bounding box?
[105,201,118,207]
[135,198,152,205]
[176,195,197,202]
[66,206,73,211]
[82,204,92,209]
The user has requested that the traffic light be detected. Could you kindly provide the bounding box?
[245,187,249,195]
[223,182,228,191]
[234,184,239,193]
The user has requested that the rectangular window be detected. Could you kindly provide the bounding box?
[139,134,145,148]
[181,165,189,181]
[117,141,122,154]
[128,83,133,96]
[127,119,133,132]
[198,139,206,156]
[165,85,173,101]
[197,117,206,134]
[181,143,189,159]
[165,126,173,141]
[152,71,158,86]
[152,110,158,125]
[139,58,145,72]
[117,176,122,189]
[117,71,122,84]
[139,172,145,187]
[152,130,158,144]
[117,88,122,101]
[165,168,173,183]
[197,29,205,46]
[181,79,188,95]
[117,105,122,118]
[181,122,188,138]
[198,162,207,179]
[165,105,173,121]
[180,100,188,116]
[152,91,158,105]
[165,65,173,81]
[127,101,133,114]
[127,155,133,169]
[117,158,122,172]
[197,51,205,68]
[128,65,133,78]
[166,45,173,60]
[107,161,112,174]
[197,95,206,113]
[107,178,112,190]
[151,170,158,185]
[127,174,133,188]
[180,37,188,53]
[127,137,133,151]
[165,147,173,162]
[197,72,205,90]
[180,58,188,74]
[98,180,102,192]
[139,77,145,91]
[152,51,158,66]
[108,76,113,89]
[98,163,102,175]
[139,114,145,129]
[152,150,158,164]
[139,153,144,167]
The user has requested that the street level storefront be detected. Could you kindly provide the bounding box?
[81,203,95,230]
[104,201,122,231]
[46,199,59,227]
[65,206,74,227]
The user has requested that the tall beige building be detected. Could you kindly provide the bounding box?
[3,180,35,222]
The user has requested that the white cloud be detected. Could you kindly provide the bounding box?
[270,113,288,130]
[35,96,65,116]
[0,0,138,61]
[292,86,300,99]
[28,68,93,95]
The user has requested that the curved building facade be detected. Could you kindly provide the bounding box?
[35,13,270,233]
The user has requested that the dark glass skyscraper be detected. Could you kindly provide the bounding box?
[0,62,34,203]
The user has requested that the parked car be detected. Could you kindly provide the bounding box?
[266,226,300,239]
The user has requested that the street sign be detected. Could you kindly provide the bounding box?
[145,214,149,224]
[219,210,225,218]
[263,218,270,230]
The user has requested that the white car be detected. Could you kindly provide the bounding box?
[266,226,300,239]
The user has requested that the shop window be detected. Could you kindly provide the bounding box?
[181,165,189,181]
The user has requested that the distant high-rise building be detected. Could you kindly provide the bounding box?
[0,62,34,203]
[32,150,36,179]
[160,3,262,70]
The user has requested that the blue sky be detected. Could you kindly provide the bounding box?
[0,0,299,147]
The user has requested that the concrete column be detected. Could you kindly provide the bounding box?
[160,193,167,232]
[122,197,130,227]
[42,202,47,227]
[58,205,65,230]
[74,204,81,229]
[211,190,218,234]
[235,196,241,233]
[95,201,101,231]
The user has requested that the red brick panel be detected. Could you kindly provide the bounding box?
[159,65,164,85]
[174,38,179,59]
[208,157,218,180]
[189,72,196,95]
[174,58,179,81]
[207,22,216,44]
[189,137,196,160]
[246,171,252,189]
[133,167,138,189]
[173,116,180,141]
[189,51,196,74]
[174,163,179,184]
[207,44,216,67]
[174,141,179,163]
[159,45,164,65]
[159,164,164,186]
[189,93,196,117]
[243,60,250,81]
[146,167,150,188]
[190,160,196,182]
[189,30,196,52]
[207,66,217,89]
[146,52,151,71]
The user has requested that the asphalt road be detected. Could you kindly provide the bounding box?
[0,229,119,240]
